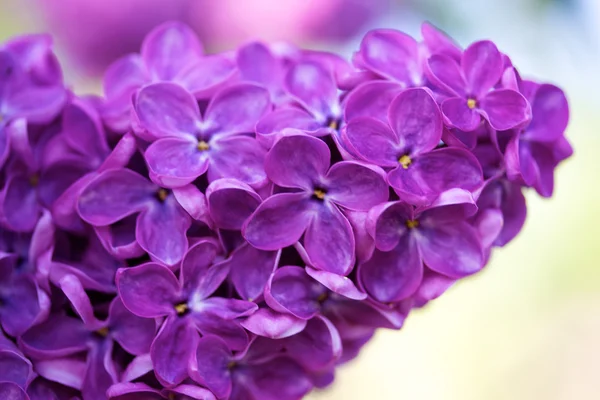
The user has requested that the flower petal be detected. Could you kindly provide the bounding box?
[243,193,312,251]
[223,243,278,301]
[180,239,221,295]
[284,316,341,371]
[325,161,388,211]
[480,89,531,131]
[343,117,398,167]
[441,97,481,132]
[19,315,89,359]
[135,82,200,141]
[204,84,271,135]
[284,60,338,121]
[256,108,323,148]
[237,357,312,400]
[145,137,209,188]
[304,205,355,275]
[2,174,39,232]
[116,263,180,318]
[108,297,155,356]
[426,54,466,97]
[192,315,249,351]
[388,88,443,155]
[78,169,154,226]
[265,266,324,320]
[208,136,268,188]
[368,201,412,252]
[343,81,403,123]
[359,235,423,303]
[206,179,261,230]
[462,40,503,97]
[0,275,41,336]
[526,84,569,142]
[264,134,329,190]
[305,268,367,300]
[193,297,257,320]
[0,381,30,400]
[240,307,307,339]
[189,335,232,399]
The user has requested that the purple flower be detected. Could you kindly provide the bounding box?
[344,88,483,206]
[243,134,389,275]
[134,82,271,188]
[116,240,257,386]
[359,193,484,303]
[427,40,532,131]
[0,330,34,389]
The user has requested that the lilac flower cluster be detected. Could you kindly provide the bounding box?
[0,22,571,400]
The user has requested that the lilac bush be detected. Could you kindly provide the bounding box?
[0,22,571,400]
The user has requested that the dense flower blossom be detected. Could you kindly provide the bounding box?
[0,21,571,400]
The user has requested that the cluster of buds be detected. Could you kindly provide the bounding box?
[0,22,571,400]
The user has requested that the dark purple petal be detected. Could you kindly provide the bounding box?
[2,174,40,232]
[0,347,33,389]
[116,263,180,318]
[106,383,164,400]
[284,316,341,371]
[494,181,527,246]
[206,179,261,231]
[108,298,155,356]
[410,268,456,308]
[388,88,443,155]
[20,315,89,358]
[240,307,307,339]
[256,108,324,148]
[480,89,531,131]
[265,266,324,320]
[462,40,503,97]
[165,384,216,400]
[0,275,42,336]
[58,274,103,329]
[192,315,249,351]
[243,193,313,251]
[368,201,412,252]
[189,335,232,399]
[223,243,278,301]
[81,340,116,400]
[0,382,28,400]
[325,161,388,211]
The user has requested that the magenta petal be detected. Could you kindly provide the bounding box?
[359,235,423,303]
[180,55,236,96]
[264,134,330,190]
[208,136,268,188]
[240,308,307,339]
[78,169,154,226]
[426,54,466,97]
[145,137,208,188]
[441,97,481,132]
[151,316,198,388]
[189,335,232,399]
[526,84,569,142]
[462,40,503,97]
[389,88,443,155]
[33,357,86,391]
[58,274,103,329]
[495,181,527,247]
[173,185,210,223]
[284,316,341,371]
[141,22,203,81]
[305,268,367,300]
[284,60,338,121]
[388,147,483,206]
[136,196,191,266]
[343,117,398,167]
[411,269,456,308]
[359,29,420,85]
[224,243,278,301]
[135,82,200,140]
[204,84,271,135]
[421,22,462,60]
[480,89,532,131]
[326,161,388,211]
[206,179,261,230]
[304,204,355,275]
[3,175,39,232]
[116,263,180,318]
[344,81,403,122]
[417,222,484,278]
[243,193,312,251]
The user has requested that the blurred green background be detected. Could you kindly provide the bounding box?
[1,0,598,398]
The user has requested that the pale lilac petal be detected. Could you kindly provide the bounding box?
[426,54,466,97]
[243,193,312,251]
[389,88,443,155]
[343,81,403,122]
[206,179,261,230]
[151,316,198,387]
[306,268,367,300]
[6,85,66,124]
[173,185,210,223]
[141,21,203,81]
[136,196,191,266]
[204,84,271,135]
[78,169,154,226]
[284,60,338,121]
[345,209,375,263]
[116,263,180,318]
[462,40,503,97]
[145,137,209,188]
[33,358,86,391]
[208,136,268,188]
[388,147,483,206]
[134,82,200,140]
[417,222,484,278]
[359,235,423,302]
[180,54,237,96]
[421,22,462,60]
[326,161,388,211]
[359,29,420,85]
[304,204,355,275]
[121,355,153,382]
[480,89,532,131]
[264,134,329,190]
[240,308,307,339]
[441,97,481,132]
[343,117,398,167]
[189,335,232,399]
[223,243,278,301]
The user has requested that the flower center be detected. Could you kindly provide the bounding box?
[312,188,327,201]
[197,140,210,151]
[317,292,329,304]
[405,219,419,229]
[227,361,237,370]
[327,118,339,130]
[29,174,39,187]
[175,302,188,315]
[156,189,169,202]
[467,98,477,109]
[398,155,412,169]
[95,327,109,337]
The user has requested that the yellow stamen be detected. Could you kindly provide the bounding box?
[96,327,109,337]
[197,140,210,151]
[175,303,188,315]
[398,155,412,169]
[317,292,329,303]
[467,98,477,109]
[405,219,419,229]
[328,120,339,130]
[313,189,326,200]
[29,174,39,187]
[157,188,169,202]
[227,361,237,369]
